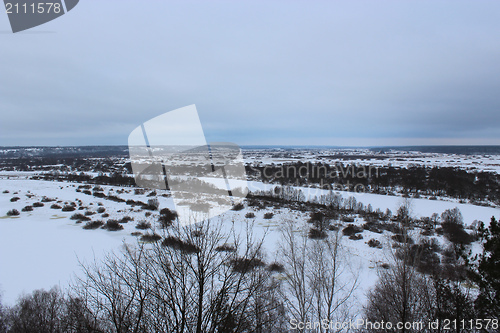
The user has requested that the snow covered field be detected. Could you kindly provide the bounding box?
[1,174,499,311]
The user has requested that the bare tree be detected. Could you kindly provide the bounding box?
[74,219,285,333]
[278,219,359,332]
[365,200,434,333]
[365,249,434,333]
[74,244,152,333]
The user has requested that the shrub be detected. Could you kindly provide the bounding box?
[93,192,106,198]
[2,190,9,193]
[215,244,236,252]
[442,221,473,244]
[147,191,157,197]
[126,199,137,206]
[22,206,33,212]
[341,216,355,223]
[83,221,104,230]
[136,221,151,230]
[32,202,44,208]
[145,198,159,211]
[140,233,162,243]
[159,208,178,228]
[101,213,110,218]
[267,262,285,273]
[70,213,91,221]
[363,222,382,234]
[232,203,245,211]
[134,188,145,195]
[263,212,274,219]
[82,190,92,195]
[6,209,20,216]
[367,239,382,248]
[349,234,363,240]
[41,197,55,202]
[50,204,62,209]
[231,257,265,273]
[308,228,327,239]
[245,212,255,218]
[119,216,133,223]
[95,207,105,214]
[391,234,414,244]
[61,205,76,212]
[342,225,363,236]
[107,195,125,203]
[102,220,124,231]
[131,232,142,237]
[10,197,20,202]
[162,236,199,254]
[93,186,103,192]
[85,211,96,216]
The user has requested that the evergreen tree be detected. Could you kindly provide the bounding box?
[473,217,500,317]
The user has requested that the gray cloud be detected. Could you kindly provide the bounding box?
[1,0,500,146]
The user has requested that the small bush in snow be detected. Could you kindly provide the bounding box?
[159,208,178,228]
[22,206,33,212]
[97,207,105,214]
[50,204,62,209]
[342,225,363,236]
[136,221,151,230]
[140,233,162,243]
[215,244,236,252]
[231,257,265,274]
[349,234,363,240]
[245,212,255,218]
[134,188,145,195]
[263,212,274,219]
[32,202,44,208]
[102,220,124,231]
[162,236,199,254]
[232,203,244,211]
[367,239,382,248]
[267,262,285,273]
[145,198,159,211]
[308,228,327,239]
[391,234,414,244]
[7,209,20,216]
[70,213,91,221]
[61,205,76,212]
[3,190,9,194]
[83,221,104,230]
[10,197,20,202]
[341,216,355,223]
[119,216,133,223]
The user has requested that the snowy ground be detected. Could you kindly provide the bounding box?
[1,174,499,312]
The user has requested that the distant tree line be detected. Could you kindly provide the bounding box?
[246,163,500,204]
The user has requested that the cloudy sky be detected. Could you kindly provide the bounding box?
[1,0,500,147]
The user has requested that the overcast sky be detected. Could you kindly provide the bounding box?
[1,0,500,147]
